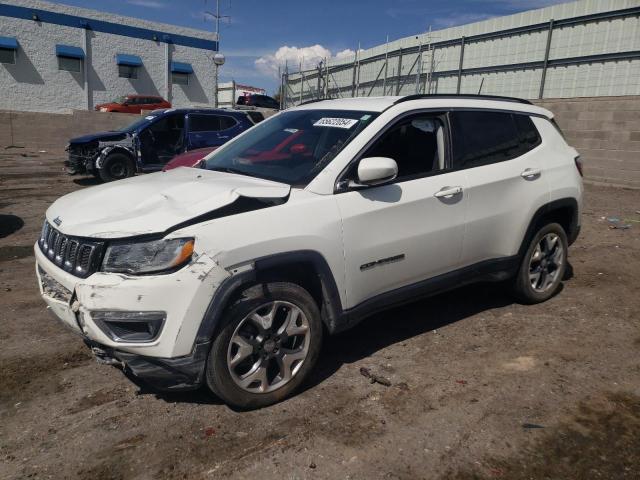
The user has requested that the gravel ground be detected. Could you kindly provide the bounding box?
[1,148,639,480]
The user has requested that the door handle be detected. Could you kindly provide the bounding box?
[434,186,463,198]
[521,168,542,179]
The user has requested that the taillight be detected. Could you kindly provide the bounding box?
[574,155,584,177]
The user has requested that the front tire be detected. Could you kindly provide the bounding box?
[205,282,323,410]
[512,222,568,304]
[98,153,134,182]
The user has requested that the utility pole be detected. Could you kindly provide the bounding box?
[205,0,230,108]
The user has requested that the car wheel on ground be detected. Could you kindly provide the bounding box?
[98,153,134,182]
[205,282,323,410]
[512,222,568,304]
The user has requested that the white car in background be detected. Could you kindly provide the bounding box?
[35,94,583,409]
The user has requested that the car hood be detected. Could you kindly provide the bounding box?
[69,131,130,145]
[46,167,291,238]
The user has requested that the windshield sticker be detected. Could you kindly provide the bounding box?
[313,117,359,129]
[361,114,372,121]
[284,128,299,133]
[144,116,155,120]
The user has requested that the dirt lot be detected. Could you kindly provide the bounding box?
[1,148,639,480]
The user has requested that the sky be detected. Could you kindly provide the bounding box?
[49,0,569,94]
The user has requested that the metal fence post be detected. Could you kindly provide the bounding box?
[539,19,554,99]
[351,54,357,97]
[395,48,403,95]
[415,36,423,94]
[383,35,389,95]
[355,44,361,97]
[456,36,465,94]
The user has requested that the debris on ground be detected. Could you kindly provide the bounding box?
[456,379,468,385]
[204,427,216,438]
[360,367,392,386]
[522,423,545,429]
[606,216,632,230]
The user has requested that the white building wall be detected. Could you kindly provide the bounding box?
[0,15,87,112]
[170,43,215,107]
[88,31,167,109]
[0,0,218,113]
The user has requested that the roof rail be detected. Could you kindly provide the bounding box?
[394,94,533,105]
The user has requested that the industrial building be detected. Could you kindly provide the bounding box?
[0,0,218,113]
[282,0,640,104]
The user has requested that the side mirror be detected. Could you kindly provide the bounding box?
[356,157,398,186]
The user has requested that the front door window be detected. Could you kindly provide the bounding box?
[139,114,185,166]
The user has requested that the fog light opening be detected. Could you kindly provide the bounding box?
[91,311,166,343]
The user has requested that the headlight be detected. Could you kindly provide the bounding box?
[102,237,194,274]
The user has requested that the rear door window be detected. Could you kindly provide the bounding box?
[450,111,521,169]
[189,114,221,132]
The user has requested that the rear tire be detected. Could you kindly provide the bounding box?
[98,153,134,182]
[512,222,568,304]
[205,282,323,410]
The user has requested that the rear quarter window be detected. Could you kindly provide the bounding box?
[219,116,238,130]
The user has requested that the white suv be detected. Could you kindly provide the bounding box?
[36,95,583,409]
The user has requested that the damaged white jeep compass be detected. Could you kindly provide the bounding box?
[36,95,583,409]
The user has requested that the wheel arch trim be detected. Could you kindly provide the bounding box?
[518,197,579,258]
[194,250,344,347]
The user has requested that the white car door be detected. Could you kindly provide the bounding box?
[335,112,468,309]
[450,110,551,267]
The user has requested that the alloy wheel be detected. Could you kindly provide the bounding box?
[528,232,564,292]
[227,301,310,394]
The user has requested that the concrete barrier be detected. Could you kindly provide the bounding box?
[0,109,138,151]
[1,97,638,187]
[533,96,640,189]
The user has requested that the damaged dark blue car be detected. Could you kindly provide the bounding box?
[65,108,263,182]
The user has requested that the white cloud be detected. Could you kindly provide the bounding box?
[126,0,166,8]
[255,45,362,78]
[335,49,356,60]
[255,45,330,78]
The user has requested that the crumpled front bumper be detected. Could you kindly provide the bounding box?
[85,339,211,391]
[65,153,96,175]
[35,243,231,389]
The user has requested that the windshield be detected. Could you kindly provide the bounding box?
[118,114,160,133]
[113,96,128,104]
[203,109,378,186]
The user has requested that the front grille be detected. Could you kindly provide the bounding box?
[39,222,104,278]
